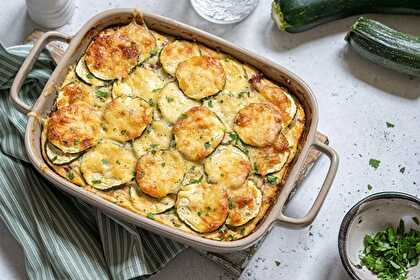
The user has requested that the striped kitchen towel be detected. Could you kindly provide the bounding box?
[0,44,186,280]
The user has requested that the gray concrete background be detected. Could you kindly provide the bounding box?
[0,0,419,279]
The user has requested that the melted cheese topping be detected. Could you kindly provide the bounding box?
[47,102,101,153]
[80,140,137,189]
[176,182,228,233]
[204,145,251,188]
[249,132,290,176]
[128,182,176,214]
[226,180,262,227]
[118,22,157,63]
[251,78,297,127]
[173,106,225,161]
[136,150,185,198]
[103,96,153,142]
[234,103,283,147]
[220,57,249,94]
[158,82,199,124]
[132,120,172,158]
[112,66,164,103]
[176,56,226,100]
[85,29,138,80]
[160,40,200,76]
[43,21,306,242]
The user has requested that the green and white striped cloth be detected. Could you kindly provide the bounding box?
[0,44,186,280]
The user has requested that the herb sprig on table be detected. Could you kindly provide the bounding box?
[360,220,420,280]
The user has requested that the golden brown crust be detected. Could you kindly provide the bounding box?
[117,22,156,63]
[173,106,225,162]
[159,40,200,76]
[47,102,101,153]
[136,150,185,198]
[85,29,138,80]
[176,182,228,233]
[176,56,226,100]
[103,96,153,142]
[233,103,283,147]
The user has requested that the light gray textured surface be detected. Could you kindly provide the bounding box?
[0,0,419,279]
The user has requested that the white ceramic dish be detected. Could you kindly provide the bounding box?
[339,192,420,279]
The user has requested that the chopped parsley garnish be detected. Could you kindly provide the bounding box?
[207,100,213,108]
[179,113,187,119]
[189,175,203,185]
[266,175,278,184]
[146,213,155,220]
[359,220,420,280]
[197,211,202,217]
[274,260,281,266]
[116,160,121,165]
[86,73,95,79]
[67,171,75,180]
[204,142,211,149]
[95,90,108,99]
[52,155,58,162]
[161,162,166,167]
[228,131,239,143]
[386,122,395,128]
[228,197,233,209]
[74,139,81,145]
[120,129,128,135]
[101,159,109,165]
[367,184,373,191]
[139,170,145,178]
[369,159,381,170]
[400,167,406,174]
[148,99,155,106]
[166,96,174,103]
[91,180,101,185]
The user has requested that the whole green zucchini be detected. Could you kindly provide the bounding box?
[346,17,420,77]
[271,0,420,33]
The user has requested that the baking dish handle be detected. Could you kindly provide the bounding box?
[275,139,339,226]
[10,31,72,114]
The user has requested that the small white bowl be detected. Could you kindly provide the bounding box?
[338,192,420,280]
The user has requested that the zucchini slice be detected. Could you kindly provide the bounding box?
[128,182,175,214]
[75,56,106,86]
[132,120,172,158]
[45,142,81,165]
[160,40,201,76]
[346,17,420,77]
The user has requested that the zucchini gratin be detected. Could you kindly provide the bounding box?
[41,19,306,241]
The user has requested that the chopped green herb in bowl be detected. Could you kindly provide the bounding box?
[359,220,420,280]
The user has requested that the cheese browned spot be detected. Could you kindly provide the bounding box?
[157,82,199,124]
[117,22,157,64]
[103,96,153,142]
[75,55,106,86]
[160,40,200,76]
[56,82,94,109]
[249,132,290,176]
[47,102,101,153]
[176,56,225,100]
[85,29,138,80]
[251,78,297,127]
[226,180,262,227]
[173,106,225,162]
[80,140,137,189]
[233,103,283,147]
[204,145,251,188]
[283,104,305,164]
[136,150,185,198]
[128,182,175,214]
[176,182,228,233]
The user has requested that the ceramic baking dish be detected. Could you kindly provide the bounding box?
[10,9,339,253]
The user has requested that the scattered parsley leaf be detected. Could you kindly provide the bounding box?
[146,213,155,220]
[367,184,373,191]
[74,139,81,145]
[274,260,281,266]
[207,100,213,108]
[67,171,75,180]
[189,175,203,185]
[386,122,395,128]
[101,159,109,165]
[179,113,187,119]
[228,197,233,209]
[369,159,381,170]
[91,180,101,185]
[400,167,406,174]
[95,90,108,99]
[86,73,95,79]
[166,96,174,103]
[204,142,211,149]
[266,175,278,184]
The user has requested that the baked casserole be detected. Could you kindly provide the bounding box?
[41,19,305,241]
